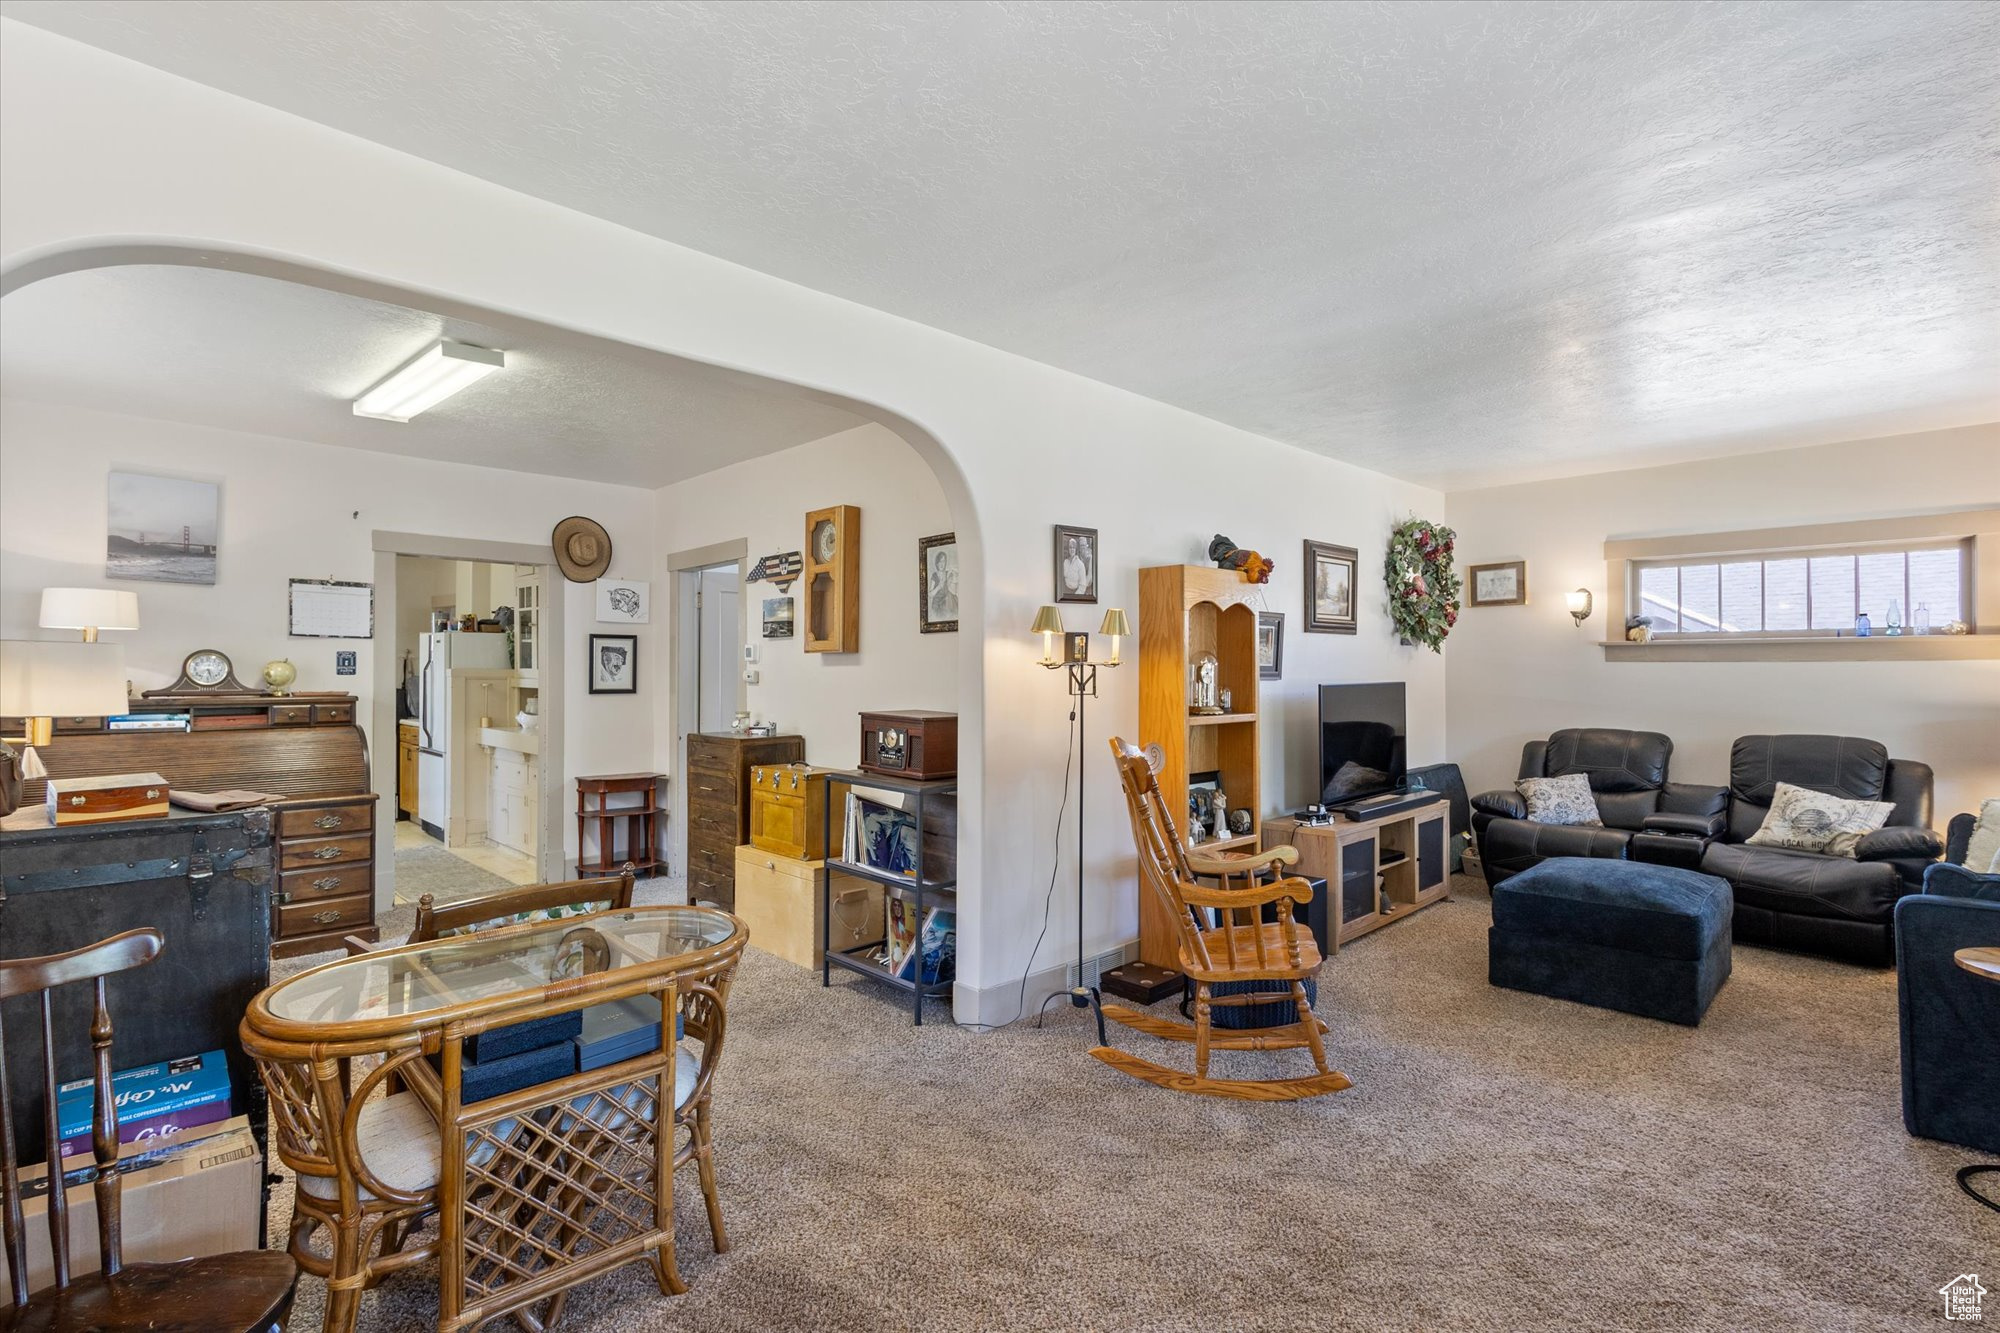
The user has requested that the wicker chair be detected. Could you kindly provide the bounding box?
[1095,738,1352,1100]
[239,1022,439,1333]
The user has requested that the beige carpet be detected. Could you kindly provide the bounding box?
[270,877,1994,1331]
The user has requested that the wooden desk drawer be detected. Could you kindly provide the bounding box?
[278,803,374,838]
[277,891,372,937]
[313,702,355,725]
[270,703,313,726]
[279,833,372,869]
[279,863,371,903]
[688,772,740,809]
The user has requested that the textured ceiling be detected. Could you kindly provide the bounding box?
[0,265,864,487]
[6,1,1999,486]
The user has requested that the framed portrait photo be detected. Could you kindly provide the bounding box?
[1304,541,1358,635]
[1257,611,1284,680]
[1468,560,1527,607]
[1053,524,1099,604]
[588,633,638,694]
[918,532,959,633]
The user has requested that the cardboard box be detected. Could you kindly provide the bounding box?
[55,1049,231,1157]
[4,1117,261,1304]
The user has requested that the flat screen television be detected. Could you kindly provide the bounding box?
[1319,682,1407,807]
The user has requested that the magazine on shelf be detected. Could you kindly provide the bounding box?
[844,791,920,878]
[894,907,957,984]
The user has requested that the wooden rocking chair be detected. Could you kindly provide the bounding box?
[1093,737,1352,1101]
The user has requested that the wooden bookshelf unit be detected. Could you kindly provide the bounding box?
[1136,563,1264,971]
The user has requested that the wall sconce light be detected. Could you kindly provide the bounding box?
[1566,588,1593,628]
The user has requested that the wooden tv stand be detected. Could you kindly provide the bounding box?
[1263,798,1450,955]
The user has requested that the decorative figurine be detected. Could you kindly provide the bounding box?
[1206,534,1275,584]
[1210,792,1228,841]
[1218,686,1233,713]
[1228,807,1253,837]
[1624,614,1655,644]
[1189,652,1222,715]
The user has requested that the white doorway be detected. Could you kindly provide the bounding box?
[696,564,740,733]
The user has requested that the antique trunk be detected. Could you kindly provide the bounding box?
[0,809,272,1171]
[858,711,958,780]
[733,845,884,968]
[748,763,831,861]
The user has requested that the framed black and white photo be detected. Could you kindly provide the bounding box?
[595,578,650,624]
[918,532,958,633]
[106,470,219,585]
[1054,524,1098,604]
[1257,611,1285,680]
[1304,540,1358,634]
[588,633,638,694]
[762,597,795,639]
[1468,560,1527,606]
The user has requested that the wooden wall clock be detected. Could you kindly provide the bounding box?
[803,504,860,654]
[145,648,252,695]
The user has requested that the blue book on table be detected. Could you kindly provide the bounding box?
[574,997,683,1072]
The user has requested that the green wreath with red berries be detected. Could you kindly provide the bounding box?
[1385,517,1461,653]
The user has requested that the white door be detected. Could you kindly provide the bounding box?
[697,565,739,734]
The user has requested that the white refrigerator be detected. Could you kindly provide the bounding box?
[417,631,511,838]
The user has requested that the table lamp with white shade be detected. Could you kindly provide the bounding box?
[0,639,130,813]
[40,587,141,642]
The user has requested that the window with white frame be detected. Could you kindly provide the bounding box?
[1632,543,1967,636]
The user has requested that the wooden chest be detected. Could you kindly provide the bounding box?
[733,846,884,969]
[748,764,831,861]
[858,711,958,780]
[45,771,170,825]
[684,733,804,910]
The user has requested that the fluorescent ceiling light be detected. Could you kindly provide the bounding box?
[353,340,505,422]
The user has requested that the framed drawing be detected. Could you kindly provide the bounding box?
[588,633,638,694]
[1468,560,1528,606]
[1053,524,1098,604]
[918,532,958,633]
[595,578,650,624]
[1304,541,1358,635]
[107,471,219,585]
[1256,611,1284,680]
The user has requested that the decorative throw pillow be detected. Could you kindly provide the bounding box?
[1963,797,2000,872]
[1517,773,1603,827]
[1745,781,1893,858]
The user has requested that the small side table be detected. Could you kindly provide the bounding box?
[577,772,666,877]
[1950,948,2000,1215]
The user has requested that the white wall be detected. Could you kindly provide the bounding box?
[1444,423,2000,820]
[0,397,660,864]
[654,423,960,768]
[1,25,1443,1019]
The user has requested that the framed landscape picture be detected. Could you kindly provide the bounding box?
[588,633,638,694]
[1053,524,1098,604]
[1304,540,1358,634]
[1469,560,1527,606]
[106,470,219,585]
[918,532,958,633]
[1257,611,1284,680]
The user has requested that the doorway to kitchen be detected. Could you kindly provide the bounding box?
[372,531,567,915]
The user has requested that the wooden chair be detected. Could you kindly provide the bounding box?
[1095,738,1352,1101]
[1,929,299,1332]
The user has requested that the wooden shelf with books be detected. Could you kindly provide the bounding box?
[1137,563,1266,972]
[819,769,957,1024]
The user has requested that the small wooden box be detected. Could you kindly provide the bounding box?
[749,764,830,860]
[734,846,885,968]
[45,772,170,826]
[858,711,958,780]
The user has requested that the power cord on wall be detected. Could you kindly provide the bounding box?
[950,702,1077,1033]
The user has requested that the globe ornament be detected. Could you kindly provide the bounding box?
[261,658,299,696]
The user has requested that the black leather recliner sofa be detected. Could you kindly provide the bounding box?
[1696,735,1939,964]
[1469,728,1725,888]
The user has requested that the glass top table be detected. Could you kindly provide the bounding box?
[251,905,742,1038]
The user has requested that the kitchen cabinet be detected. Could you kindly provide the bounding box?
[398,719,419,818]
[488,745,538,858]
[513,564,541,685]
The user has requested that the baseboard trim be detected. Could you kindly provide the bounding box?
[953,940,1137,1029]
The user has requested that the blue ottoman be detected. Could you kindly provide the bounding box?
[1489,858,1733,1026]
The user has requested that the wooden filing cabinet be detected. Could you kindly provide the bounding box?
[685,733,803,910]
